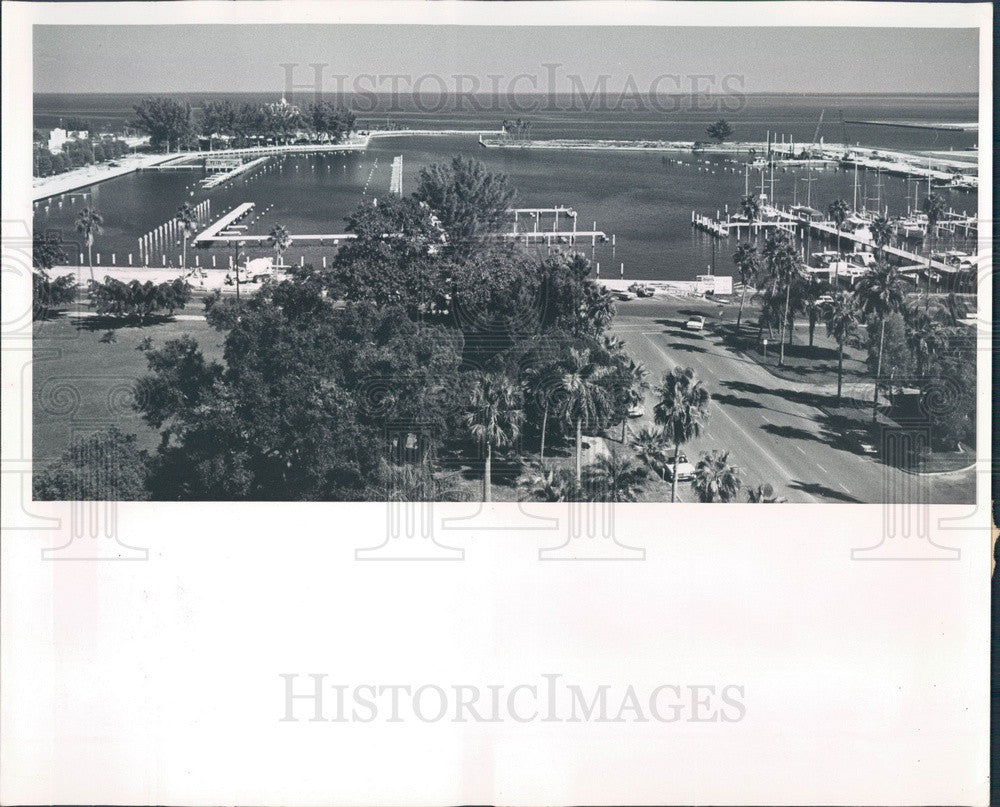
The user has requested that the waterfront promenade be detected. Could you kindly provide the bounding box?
[31,129,503,202]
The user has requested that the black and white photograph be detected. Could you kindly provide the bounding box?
[24,19,984,504]
[1,1,993,804]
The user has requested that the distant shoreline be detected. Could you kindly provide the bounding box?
[844,119,978,132]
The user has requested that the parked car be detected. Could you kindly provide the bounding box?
[628,282,655,297]
[663,453,696,481]
[685,315,705,331]
[628,402,645,418]
[614,290,635,301]
[846,429,878,456]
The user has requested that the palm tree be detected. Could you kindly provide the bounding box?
[74,207,103,282]
[653,366,711,503]
[762,231,802,366]
[525,357,565,464]
[516,462,578,502]
[691,450,741,502]
[556,348,615,483]
[621,358,649,442]
[582,450,649,502]
[921,193,946,305]
[267,224,292,269]
[904,304,946,379]
[740,194,761,242]
[732,242,761,333]
[854,261,906,421]
[176,202,197,271]
[869,215,893,257]
[747,483,787,503]
[824,291,859,405]
[802,283,824,347]
[630,425,670,481]
[465,372,524,502]
[827,198,850,283]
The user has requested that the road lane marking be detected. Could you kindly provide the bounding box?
[816,463,828,473]
[639,332,819,503]
[794,445,806,455]
[839,482,851,494]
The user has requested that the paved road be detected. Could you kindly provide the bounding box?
[613,297,975,504]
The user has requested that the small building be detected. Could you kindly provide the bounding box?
[695,274,733,295]
[47,127,89,154]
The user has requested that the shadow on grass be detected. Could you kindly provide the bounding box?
[73,314,182,331]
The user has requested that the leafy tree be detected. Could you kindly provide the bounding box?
[131,97,195,151]
[416,156,515,250]
[308,101,356,142]
[824,291,859,404]
[464,372,524,502]
[331,195,447,315]
[136,288,463,499]
[691,450,741,502]
[33,233,68,271]
[90,277,191,324]
[200,99,238,147]
[581,450,648,502]
[33,271,76,320]
[34,427,150,500]
[653,366,711,503]
[75,207,103,282]
[854,261,906,421]
[706,119,733,145]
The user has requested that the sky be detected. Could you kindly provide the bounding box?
[34,25,979,95]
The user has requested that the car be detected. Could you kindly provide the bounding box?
[614,290,635,301]
[685,315,705,331]
[662,453,696,482]
[846,429,878,456]
[815,294,834,305]
[628,282,655,298]
[628,402,645,418]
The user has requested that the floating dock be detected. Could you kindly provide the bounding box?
[192,203,256,245]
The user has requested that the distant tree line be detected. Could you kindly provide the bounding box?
[128,96,357,152]
[32,137,132,177]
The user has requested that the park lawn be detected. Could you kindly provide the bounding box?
[32,311,225,468]
[721,320,870,389]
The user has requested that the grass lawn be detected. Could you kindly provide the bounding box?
[719,320,870,389]
[33,309,225,468]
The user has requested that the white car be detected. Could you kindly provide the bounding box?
[685,315,705,331]
[663,453,696,482]
[628,402,645,418]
